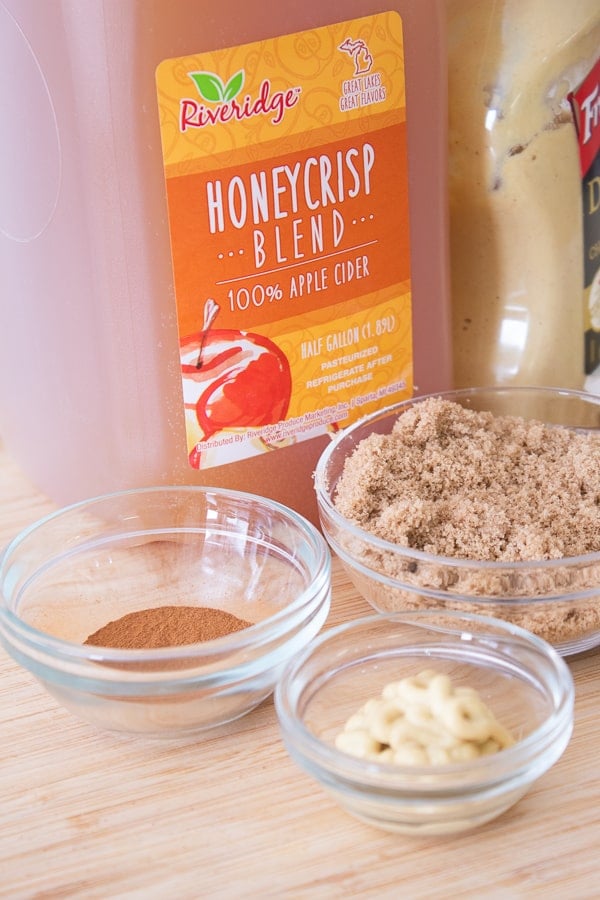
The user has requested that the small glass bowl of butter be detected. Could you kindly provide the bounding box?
[275,610,574,835]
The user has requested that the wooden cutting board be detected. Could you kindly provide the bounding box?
[0,439,598,898]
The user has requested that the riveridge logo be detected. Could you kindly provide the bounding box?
[180,68,302,132]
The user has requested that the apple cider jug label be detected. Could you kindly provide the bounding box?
[156,12,413,470]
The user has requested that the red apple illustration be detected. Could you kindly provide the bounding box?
[180,299,292,465]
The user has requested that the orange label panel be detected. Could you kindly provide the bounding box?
[156,11,413,469]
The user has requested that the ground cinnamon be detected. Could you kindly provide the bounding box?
[84,605,253,649]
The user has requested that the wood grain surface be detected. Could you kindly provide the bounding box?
[0,440,599,899]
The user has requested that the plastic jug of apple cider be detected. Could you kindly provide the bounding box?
[0,0,452,525]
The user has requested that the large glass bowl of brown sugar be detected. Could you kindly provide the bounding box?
[0,486,331,736]
[314,386,600,657]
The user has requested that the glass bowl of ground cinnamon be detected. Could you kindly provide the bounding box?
[314,386,600,657]
[0,486,331,736]
[275,610,574,835]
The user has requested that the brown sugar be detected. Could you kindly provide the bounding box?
[334,397,600,562]
[333,398,600,648]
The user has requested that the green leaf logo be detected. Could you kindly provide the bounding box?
[223,70,244,101]
[188,69,245,103]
